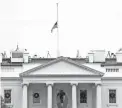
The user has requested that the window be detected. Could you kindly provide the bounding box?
[12,52,23,58]
[80,90,87,103]
[109,89,116,103]
[116,69,119,72]
[106,68,119,72]
[113,69,116,72]
[33,92,40,103]
[2,67,14,72]
[4,90,11,103]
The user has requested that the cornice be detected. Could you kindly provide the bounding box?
[102,77,122,80]
[21,74,102,78]
[20,56,104,77]
[1,77,21,80]
[46,82,54,86]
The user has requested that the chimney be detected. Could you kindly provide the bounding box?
[93,50,105,62]
[88,50,105,63]
[88,51,94,63]
[116,48,122,63]
[23,49,29,63]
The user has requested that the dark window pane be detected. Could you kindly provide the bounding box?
[116,69,119,72]
[12,52,23,58]
[4,90,11,103]
[80,90,87,103]
[109,90,116,103]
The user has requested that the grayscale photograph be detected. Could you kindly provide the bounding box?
[0,0,122,108]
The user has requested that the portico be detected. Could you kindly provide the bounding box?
[20,57,104,108]
[22,82,102,108]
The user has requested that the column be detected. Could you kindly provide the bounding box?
[96,83,102,108]
[22,83,28,108]
[71,83,78,108]
[47,83,53,108]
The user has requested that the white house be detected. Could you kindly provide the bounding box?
[1,48,122,108]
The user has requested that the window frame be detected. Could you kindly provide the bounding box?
[107,88,118,107]
[116,69,119,72]
[32,90,41,105]
[80,89,87,104]
[106,68,119,72]
[3,88,13,106]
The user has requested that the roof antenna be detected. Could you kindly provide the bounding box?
[118,48,122,51]
[16,43,19,51]
[76,50,80,58]
[111,53,116,58]
[106,51,111,58]
[106,51,116,58]
[47,51,51,58]
[1,51,7,58]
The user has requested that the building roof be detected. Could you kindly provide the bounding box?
[101,63,122,67]
[1,62,23,66]
[20,56,104,77]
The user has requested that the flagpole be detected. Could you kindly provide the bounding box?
[57,3,60,57]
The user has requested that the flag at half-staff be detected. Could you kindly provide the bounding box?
[51,3,60,57]
[51,21,58,33]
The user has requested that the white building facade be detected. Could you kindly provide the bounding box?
[1,49,122,108]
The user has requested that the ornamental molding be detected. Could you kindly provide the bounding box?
[95,83,102,86]
[70,82,78,86]
[21,83,29,87]
[20,56,104,77]
[46,82,54,86]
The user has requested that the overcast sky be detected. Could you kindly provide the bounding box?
[0,0,122,58]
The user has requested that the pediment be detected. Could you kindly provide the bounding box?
[20,57,104,77]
